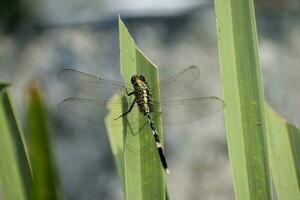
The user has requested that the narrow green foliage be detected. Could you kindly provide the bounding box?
[105,18,165,200]
[0,83,32,200]
[105,93,125,185]
[27,86,61,200]
[215,0,271,199]
[265,104,300,199]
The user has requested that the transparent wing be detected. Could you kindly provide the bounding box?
[58,97,146,129]
[58,98,123,125]
[57,69,133,99]
[152,96,223,125]
[58,96,223,127]
[159,66,200,99]
[57,68,223,126]
[58,67,200,99]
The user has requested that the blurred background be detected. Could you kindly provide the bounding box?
[0,0,300,199]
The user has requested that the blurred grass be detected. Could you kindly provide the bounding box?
[27,85,61,200]
[0,83,32,200]
[215,0,272,199]
[105,18,166,199]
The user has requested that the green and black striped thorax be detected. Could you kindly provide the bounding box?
[131,74,153,116]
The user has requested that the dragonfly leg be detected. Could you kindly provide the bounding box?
[126,89,135,96]
[114,97,137,120]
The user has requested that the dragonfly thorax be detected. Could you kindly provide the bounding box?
[131,74,147,89]
[131,74,153,116]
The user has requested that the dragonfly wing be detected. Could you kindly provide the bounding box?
[152,96,223,125]
[58,98,125,125]
[159,66,200,99]
[57,69,133,98]
[58,97,147,129]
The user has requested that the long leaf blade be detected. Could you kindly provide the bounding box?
[105,18,166,200]
[215,0,272,199]
[27,86,61,200]
[0,84,32,200]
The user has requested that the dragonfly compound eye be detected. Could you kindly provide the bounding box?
[131,75,137,84]
[139,74,146,82]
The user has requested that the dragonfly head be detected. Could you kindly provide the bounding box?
[131,74,146,86]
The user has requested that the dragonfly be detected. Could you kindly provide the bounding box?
[57,66,223,174]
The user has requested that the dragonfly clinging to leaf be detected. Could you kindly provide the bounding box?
[57,66,223,173]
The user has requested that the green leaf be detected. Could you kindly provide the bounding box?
[215,0,272,199]
[105,18,166,200]
[265,104,300,199]
[105,93,125,185]
[27,86,61,200]
[0,84,33,200]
